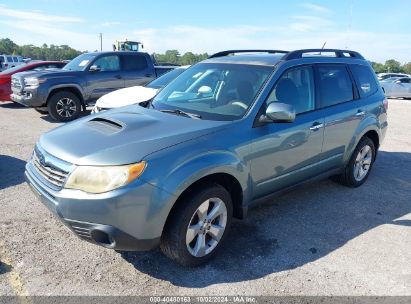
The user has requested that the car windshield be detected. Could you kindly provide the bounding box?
[152,63,273,121]
[147,68,187,89]
[63,53,96,71]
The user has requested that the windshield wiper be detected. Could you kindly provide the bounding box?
[160,109,201,119]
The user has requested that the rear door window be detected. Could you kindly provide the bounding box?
[122,55,148,71]
[7,56,13,62]
[318,64,354,108]
[350,64,378,98]
[400,78,411,84]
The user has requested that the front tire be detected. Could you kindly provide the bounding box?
[335,137,376,187]
[160,184,233,266]
[47,91,82,122]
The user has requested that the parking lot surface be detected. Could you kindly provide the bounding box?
[0,99,410,296]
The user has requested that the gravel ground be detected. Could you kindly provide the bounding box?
[0,99,410,297]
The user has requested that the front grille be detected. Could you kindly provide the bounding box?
[11,77,22,90]
[31,149,68,188]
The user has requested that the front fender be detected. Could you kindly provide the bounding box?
[141,147,251,232]
[162,150,249,200]
[47,83,85,101]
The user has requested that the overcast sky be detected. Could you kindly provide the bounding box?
[0,0,410,63]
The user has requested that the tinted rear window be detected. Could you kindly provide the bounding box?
[350,64,378,98]
[318,64,354,107]
[122,55,148,71]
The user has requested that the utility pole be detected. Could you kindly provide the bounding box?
[99,33,103,51]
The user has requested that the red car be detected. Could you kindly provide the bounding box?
[0,61,66,101]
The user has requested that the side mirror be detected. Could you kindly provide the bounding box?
[395,80,401,84]
[259,102,296,123]
[89,65,101,72]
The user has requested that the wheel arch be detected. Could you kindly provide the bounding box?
[345,123,381,164]
[47,85,85,107]
[168,172,245,221]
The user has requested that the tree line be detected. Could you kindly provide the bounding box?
[371,60,411,74]
[0,38,209,65]
[2,37,410,71]
[0,38,82,61]
[153,50,209,66]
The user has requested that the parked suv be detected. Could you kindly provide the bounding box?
[0,55,24,71]
[25,49,387,266]
[10,51,174,122]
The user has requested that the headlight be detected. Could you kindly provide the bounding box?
[64,162,146,193]
[24,77,46,87]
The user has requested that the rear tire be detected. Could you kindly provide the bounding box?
[47,91,82,122]
[160,184,233,266]
[334,137,376,187]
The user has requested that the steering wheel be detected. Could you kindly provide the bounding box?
[230,101,248,110]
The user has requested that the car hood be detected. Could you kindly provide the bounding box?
[13,69,62,78]
[39,105,230,166]
[96,86,158,109]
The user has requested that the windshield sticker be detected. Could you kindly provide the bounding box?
[79,60,89,67]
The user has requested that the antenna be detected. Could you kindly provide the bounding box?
[319,41,327,55]
[346,0,354,49]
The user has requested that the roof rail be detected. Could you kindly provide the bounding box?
[209,49,289,59]
[282,49,364,60]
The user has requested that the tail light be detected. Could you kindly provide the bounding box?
[0,77,9,85]
[383,98,388,112]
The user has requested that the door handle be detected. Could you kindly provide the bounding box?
[355,110,365,117]
[145,74,153,77]
[115,75,122,79]
[309,122,324,131]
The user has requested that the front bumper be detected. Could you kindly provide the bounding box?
[11,87,46,107]
[25,160,174,251]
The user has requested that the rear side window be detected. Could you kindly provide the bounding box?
[0,56,4,63]
[7,56,13,62]
[350,64,378,98]
[400,78,411,84]
[318,64,354,107]
[122,55,148,71]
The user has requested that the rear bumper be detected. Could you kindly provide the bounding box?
[25,161,174,251]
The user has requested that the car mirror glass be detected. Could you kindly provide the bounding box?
[89,65,101,72]
[260,102,296,123]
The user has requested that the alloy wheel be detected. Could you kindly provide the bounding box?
[353,144,373,181]
[56,98,77,118]
[186,198,228,257]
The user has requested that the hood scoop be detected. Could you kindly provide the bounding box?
[86,117,124,135]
